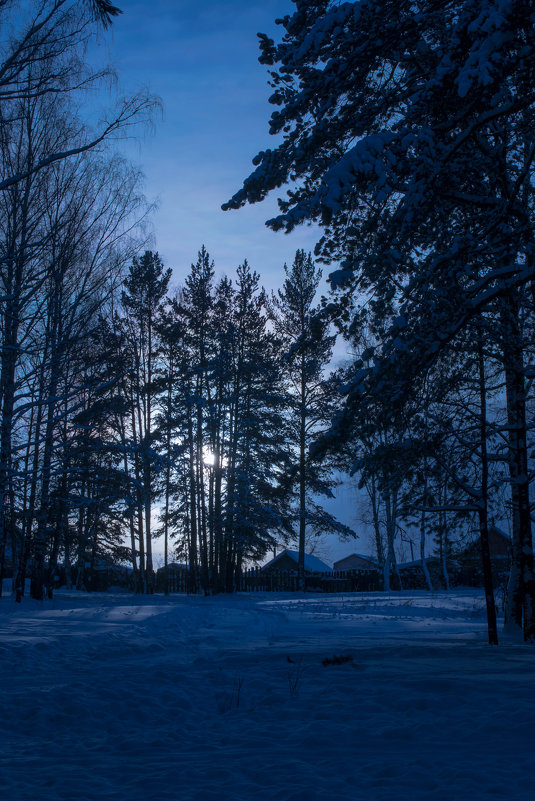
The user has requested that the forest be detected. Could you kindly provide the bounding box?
[2,0,535,651]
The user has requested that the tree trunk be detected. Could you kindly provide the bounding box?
[31,344,62,601]
[477,329,498,645]
[186,410,199,594]
[420,505,433,592]
[368,472,384,566]
[298,360,306,592]
[501,293,535,640]
[384,486,401,590]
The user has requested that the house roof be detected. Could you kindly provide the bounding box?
[262,549,332,572]
[398,557,441,569]
[458,525,512,558]
[334,553,378,565]
[489,525,511,540]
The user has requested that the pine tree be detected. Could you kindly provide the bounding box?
[270,250,350,589]
[224,260,290,588]
[121,251,171,593]
[180,246,215,591]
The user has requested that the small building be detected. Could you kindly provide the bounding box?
[457,525,511,560]
[487,526,512,558]
[333,553,378,571]
[261,549,331,573]
[452,525,511,587]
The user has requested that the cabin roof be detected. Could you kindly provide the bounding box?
[334,553,378,564]
[262,549,331,572]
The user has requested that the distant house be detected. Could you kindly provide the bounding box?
[455,525,511,562]
[487,526,512,558]
[261,549,331,573]
[451,525,511,587]
[333,553,378,571]
[166,561,189,571]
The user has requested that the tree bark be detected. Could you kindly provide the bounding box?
[501,293,535,640]
[298,356,306,592]
[477,329,498,645]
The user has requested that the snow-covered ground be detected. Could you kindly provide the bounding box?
[1,588,534,800]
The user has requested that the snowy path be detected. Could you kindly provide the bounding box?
[1,590,534,800]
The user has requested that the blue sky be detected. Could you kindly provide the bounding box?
[97,0,320,293]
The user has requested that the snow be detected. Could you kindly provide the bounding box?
[1,588,534,800]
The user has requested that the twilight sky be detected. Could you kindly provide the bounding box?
[95,0,363,562]
[97,0,320,293]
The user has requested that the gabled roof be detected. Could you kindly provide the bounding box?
[335,552,378,564]
[262,549,332,572]
[398,557,441,568]
[457,525,512,558]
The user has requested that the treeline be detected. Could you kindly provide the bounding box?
[0,2,350,602]
[1,242,352,598]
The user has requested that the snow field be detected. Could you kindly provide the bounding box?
[1,589,534,800]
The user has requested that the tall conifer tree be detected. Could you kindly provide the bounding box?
[270,250,351,589]
[122,251,171,593]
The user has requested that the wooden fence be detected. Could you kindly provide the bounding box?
[239,562,505,593]
[80,558,510,594]
[155,567,190,593]
[239,567,384,593]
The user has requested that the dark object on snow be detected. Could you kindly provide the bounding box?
[322,654,354,667]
